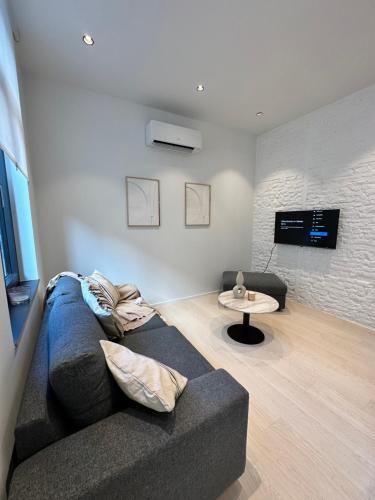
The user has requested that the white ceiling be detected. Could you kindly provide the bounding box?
[10,0,375,134]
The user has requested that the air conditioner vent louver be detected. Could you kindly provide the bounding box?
[146,120,202,153]
[153,140,195,151]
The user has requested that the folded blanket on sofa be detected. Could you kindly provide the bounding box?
[116,283,157,332]
[46,271,157,334]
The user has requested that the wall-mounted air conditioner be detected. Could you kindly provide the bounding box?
[146,120,202,153]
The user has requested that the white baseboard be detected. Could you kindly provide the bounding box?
[151,290,219,306]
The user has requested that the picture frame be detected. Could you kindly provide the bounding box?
[126,176,160,227]
[185,182,211,226]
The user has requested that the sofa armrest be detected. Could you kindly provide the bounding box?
[9,369,249,500]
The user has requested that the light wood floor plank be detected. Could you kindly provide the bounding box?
[158,294,375,500]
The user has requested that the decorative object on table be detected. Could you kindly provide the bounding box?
[232,270,246,299]
[126,176,160,227]
[218,290,279,345]
[248,291,256,301]
[7,285,31,305]
[222,271,287,310]
[185,182,211,226]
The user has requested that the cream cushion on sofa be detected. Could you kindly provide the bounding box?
[81,280,123,339]
[88,270,120,306]
[100,340,188,412]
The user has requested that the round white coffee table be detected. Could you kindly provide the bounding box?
[218,290,279,344]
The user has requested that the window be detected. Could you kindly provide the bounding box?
[0,149,19,288]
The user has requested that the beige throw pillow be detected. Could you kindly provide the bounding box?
[88,270,120,307]
[81,271,123,339]
[100,340,188,412]
[81,280,124,338]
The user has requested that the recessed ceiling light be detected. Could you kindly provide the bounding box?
[196,84,205,92]
[256,111,264,117]
[82,33,94,46]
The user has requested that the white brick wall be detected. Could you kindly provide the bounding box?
[252,85,375,329]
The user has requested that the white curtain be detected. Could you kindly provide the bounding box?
[0,0,28,178]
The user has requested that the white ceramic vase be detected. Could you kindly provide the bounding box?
[233,271,246,299]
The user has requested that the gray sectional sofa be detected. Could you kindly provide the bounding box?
[8,277,249,500]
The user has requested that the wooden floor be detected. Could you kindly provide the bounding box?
[158,294,375,500]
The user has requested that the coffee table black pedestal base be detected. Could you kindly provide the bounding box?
[227,312,265,345]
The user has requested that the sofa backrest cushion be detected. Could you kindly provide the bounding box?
[46,275,83,306]
[48,291,120,428]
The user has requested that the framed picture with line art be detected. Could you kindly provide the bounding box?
[126,176,160,227]
[185,182,211,226]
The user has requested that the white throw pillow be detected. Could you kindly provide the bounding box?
[100,340,188,412]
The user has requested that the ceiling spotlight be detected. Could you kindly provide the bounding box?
[196,84,205,92]
[256,111,264,117]
[82,33,94,46]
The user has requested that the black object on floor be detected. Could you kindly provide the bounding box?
[227,312,265,345]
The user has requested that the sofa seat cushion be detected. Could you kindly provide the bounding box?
[120,326,214,381]
[48,299,120,428]
[131,314,167,333]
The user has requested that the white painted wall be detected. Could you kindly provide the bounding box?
[23,74,256,303]
[0,0,27,176]
[0,1,41,497]
[252,85,375,329]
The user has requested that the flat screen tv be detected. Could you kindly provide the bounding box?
[274,209,340,249]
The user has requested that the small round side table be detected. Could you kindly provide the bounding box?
[218,290,279,345]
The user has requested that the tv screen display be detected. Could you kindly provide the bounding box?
[274,209,340,249]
